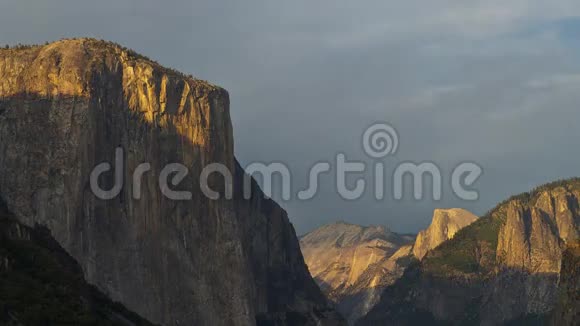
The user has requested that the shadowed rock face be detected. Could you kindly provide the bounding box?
[413,208,478,260]
[0,39,344,326]
[0,198,156,326]
[300,223,414,324]
[359,180,580,326]
[551,240,580,326]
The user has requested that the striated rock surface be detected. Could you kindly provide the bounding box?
[359,179,580,326]
[0,39,344,326]
[300,209,478,324]
[551,240,580,326]
[412,208,478,260]
[0,197,156,326]
[333,244,415,325]
[300,222,414,324]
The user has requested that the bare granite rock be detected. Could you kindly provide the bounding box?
[0,197,157,326]
[300,209,478,324]
[300,222,414,324]
[413,208,478,260]
[359,180,580,326]
[0,39,344,326]
[551,240,580,326]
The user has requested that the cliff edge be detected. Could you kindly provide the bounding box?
[0,39,343,326]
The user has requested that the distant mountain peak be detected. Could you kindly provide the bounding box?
[413,208,478,260]
[302,222,398,248]
[300,222,414,324]
[300,209,480,324]
[359,178,580,326]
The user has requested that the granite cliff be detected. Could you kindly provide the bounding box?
[300,209,477,324]
[0,197,156,325]
[359,179,580,326]
[299,223,412,323]
[413,208,478,260]
[550,240,580,326]
[0,39,344,326]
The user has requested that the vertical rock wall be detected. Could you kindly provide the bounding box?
[0,39,342,326]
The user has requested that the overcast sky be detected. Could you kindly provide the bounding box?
[3,1,580,234]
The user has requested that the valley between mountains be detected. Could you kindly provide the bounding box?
[300,208,478,324]
[0,39,578,326]
[301,182,579,325]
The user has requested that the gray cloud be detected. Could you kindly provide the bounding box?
[2,0,580,234]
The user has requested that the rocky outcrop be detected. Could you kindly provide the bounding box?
[413,208,478,260]
[300,223,413,324]
[497,203,563,273]
[0,39,343,326]
[551,240,580,326]
[332,245,414,325]
[359,179,580,326]
[0,197,156,326]
[300,209,479,325]
[300,208,477,324]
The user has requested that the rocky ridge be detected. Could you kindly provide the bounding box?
[359,179,580,326]
[300,209,477,324]
[413,208,478,260]
[299,222,412,324]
